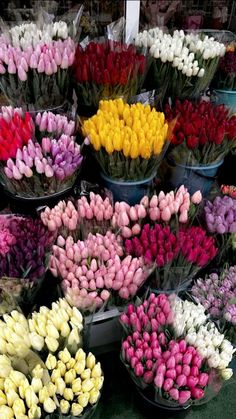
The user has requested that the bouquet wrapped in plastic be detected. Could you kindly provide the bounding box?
[0,297,104,418]
[135,27,225,100]
[212,42,236,90]
[191,266,236,344]
[165,99,236,165]
[49,231,152,313]
[125,223,217,291]
[83,98,169,181]
[0,214,53,308]
[0,16,79,110]
[74,40,147,108]
[120,293,234,408]
[0,106,82,198]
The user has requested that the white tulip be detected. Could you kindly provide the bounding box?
[198,68,205,78]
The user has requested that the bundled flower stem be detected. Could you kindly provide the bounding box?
[191,266,236,343]
[50,232,151,312]
[74,40,147,107]
[120,293,234,407]
[135,28,225,99]
[0,137,83,197]
[83,99,169,181]
[165,99,236,165]
[125,224,217,290]
[0,22,76,109]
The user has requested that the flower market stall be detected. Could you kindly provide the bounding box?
[0,1,235,418]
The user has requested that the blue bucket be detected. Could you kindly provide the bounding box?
[170,160,224,196]
[212,89,236,113]
[100,173,155,205]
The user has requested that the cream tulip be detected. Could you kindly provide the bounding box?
[28,405,41,419]
[46,354,57,370]
[57,360,67,376]
[0,405,14,418]
[78,392,89,408]
[12,398,26,416]
[91,363,102,378]
[55,377,66,396]
[71,402,84,416]
[86,353,96,370]
[59,348,71,364]
[63,387,74,401]
[45,336,59,353]
[31,378,43,393]
[64,369,76,384]
[43,397,57,413]
[72,377,82,394]
[25,386,38,408]
[60,399,70,414]
[81,378,94,393]
[89,388,100,404]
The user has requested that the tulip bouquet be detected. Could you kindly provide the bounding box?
[212,43,236,90]
[120,293,234,408]
[204,195,236,264]
[83,98,169,181]
[0,215,53,308]
[74,40,146,108]
[111,187,203,238]
[0,297,83,357]
[204,195,236,234]
[0,351,58,418]
[45,347,103,417]
[41,193,114,241]
[0,21,77,109]
[35,110,76,140]
[125,223,217,291]
[49,232,151,312]
[135,28,225,99]
[0,345,103,418]
[1,136,83,197]
[191,267,236,344]
[0,106,34,161]
[165,99,236,165]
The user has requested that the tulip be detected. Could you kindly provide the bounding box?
[191,387,204,399]
[169,388,179,401]
[178,390,191,404]
[60,399,70,414]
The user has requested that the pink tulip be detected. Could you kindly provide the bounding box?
[190,366,199,377]
[137,205,146,219]
[169,388,179,401]
[169,342,179,355]
[179,210,188,223]
[191,387,204,399]
[150,195,158,207]
[122,341,130,350]
[187,376,198,388]
[176,374,187,387]
[163,378,174,392]
[4,167,13,178]
[178,390,191,405]
[166,356,175,369]
[166,369,176,380]
[162,351,171,361]
[192,355,202,368]
[45,165,54,177]
[175,365,182,375]
[131,357,138,369]
[149,207,160,221]
[129,207,138,221]
[132,223,141,235]
[146,360,153,370]
[0,63,6,74]
[18,66,27,81]
[191,190,202,205]
[8,59,16,74]
[182,365,190,377]
[101,290,110,300]
[198,373,209,387]
[179,340,187,353]
[121,227,132,238]
[119,287,130,299]
[158,332,166,346]
[143,371,154,384]
[134,363,144,377]
[154,373,164,388]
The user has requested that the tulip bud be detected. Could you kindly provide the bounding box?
[65,369,76,384]
[12,398,26,416]
[46,354,57,370]
[94,376,104,391]
[0,405,14,418]
[0,389,7,405]
[31,378,43,393]
[43,397,56,413]
[221,368,233,380]
[32,365,44,380]
[71,402,84,416]
[90,387,100,403]
[63,387,74,401]
[75,360,86,375]
[71,377,81,394]
[78,392,90,407]
[6,388,19,407]
[60,322,71,338]
[60,399,70,414]
[25,386,39,408]
[86,352,96,370]
[81,368,91,380]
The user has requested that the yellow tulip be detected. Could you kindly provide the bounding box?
[63,388,74,401]
[89,388,100,404]
[105,137,114,154]
[71,403,84,416]
[130,140,139,159]
[60,399,70,415]
[80,368,91,380]
[78,392,89,408]
[113,132,123,151]
[55,377,66,396]
[43,398,56,414]
[86,353,96,370]
[0,389,6,406]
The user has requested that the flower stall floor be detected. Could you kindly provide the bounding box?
[94,351,236,419]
